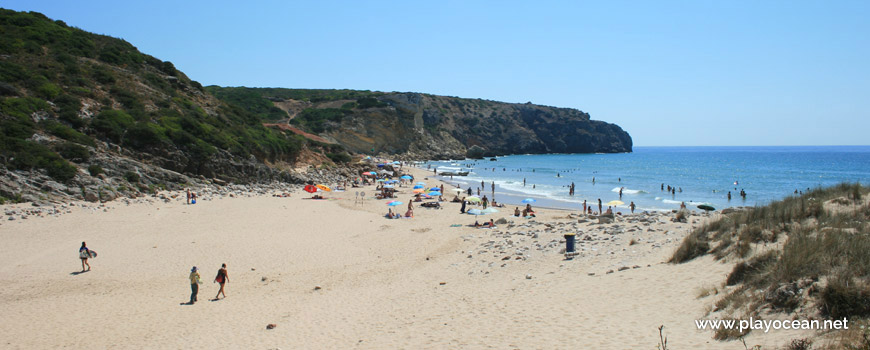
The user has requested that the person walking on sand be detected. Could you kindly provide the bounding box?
[79,241,91,272]
[597,198,602,215]
[214,263,229,300]
[186,189,191,204]
[189,266,202,304]
[460,198,467,214]
[630,201,636,214]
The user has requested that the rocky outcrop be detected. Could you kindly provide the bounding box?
[319,93,632,159]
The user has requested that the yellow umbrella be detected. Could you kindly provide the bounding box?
[605,200,624,206]
[316,184,332,192]
[465,196,482,203]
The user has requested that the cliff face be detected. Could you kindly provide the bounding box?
[275,92,632,159]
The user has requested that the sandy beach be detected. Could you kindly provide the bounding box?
[0,166,811,349]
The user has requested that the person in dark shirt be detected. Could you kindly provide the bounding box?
[79,242,91,272]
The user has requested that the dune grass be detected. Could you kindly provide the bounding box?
[671,183,870,338]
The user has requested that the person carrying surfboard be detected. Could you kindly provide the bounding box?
[79,242,91,272]
[214,263,229,300]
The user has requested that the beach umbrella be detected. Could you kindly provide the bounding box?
[413,184,423,189]
[428,191,442,196]
[387,201,403,206]
[383,185,394,188]
[413,189,424,193]
[400,175,413,180]
[606,200,624,206]
[480,207,499,214]
[303,185,318,193]
[521,198,536,203]
[392,161,401,164]
[466,196,482,203]
[362,172,375,176]
[377,164,384,168]
[416,182,426,185]
[316,184,332,192]
[428,187,441,192]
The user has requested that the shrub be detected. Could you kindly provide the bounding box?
[123,171,139,183]
[669,230,709,263]
[326,152,351,163]
[820,277,870,320]
[45,159,77,182]
[87,164,103,176]
[56,142,90,163]
[91,110,134,143]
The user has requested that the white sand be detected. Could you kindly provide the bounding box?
[0,167,810,349]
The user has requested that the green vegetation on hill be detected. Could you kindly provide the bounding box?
[0,9,312,182]
[670,183,870,342]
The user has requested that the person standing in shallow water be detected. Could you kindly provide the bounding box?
[630,201,636,213]
[214,263,229,300]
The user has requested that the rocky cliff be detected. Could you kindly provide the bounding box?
[210,88,633,160]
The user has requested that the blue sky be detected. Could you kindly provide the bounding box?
[5,1,869,146]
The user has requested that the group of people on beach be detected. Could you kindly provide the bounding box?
[188,263,229,304]
[78,241,229,305]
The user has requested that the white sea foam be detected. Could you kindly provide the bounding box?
[610,187,647,194]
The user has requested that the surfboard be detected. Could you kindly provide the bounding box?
[88,250,97,258]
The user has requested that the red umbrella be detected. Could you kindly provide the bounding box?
[303,185,318,193]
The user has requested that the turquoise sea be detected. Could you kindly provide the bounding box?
[422,146,870,212]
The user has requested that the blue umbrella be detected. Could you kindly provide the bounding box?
[376,164,384,168]
[428,191,442,196]
[400,175,413,180]
[522,198,536,203]
[387,201,403,206]
[386,180,397,184]
[413,185,423,189]
[416,182,426,185]
[428,187,441,192]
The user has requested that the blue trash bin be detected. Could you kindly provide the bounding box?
[564,233,576,254]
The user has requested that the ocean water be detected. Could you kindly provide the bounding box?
[422,146,870,212]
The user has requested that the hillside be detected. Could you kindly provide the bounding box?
[0,8,632,203]
[206,88,633,159]
[0,9,351,203]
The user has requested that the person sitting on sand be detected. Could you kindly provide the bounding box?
[481,219,495,228]
[405,207,414,218]
[680,202,686,209]
[438,195,444,202]
[312,194,324,199]
[452,195,461,203]
[514,207,521,217]
[605,206,613,215]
